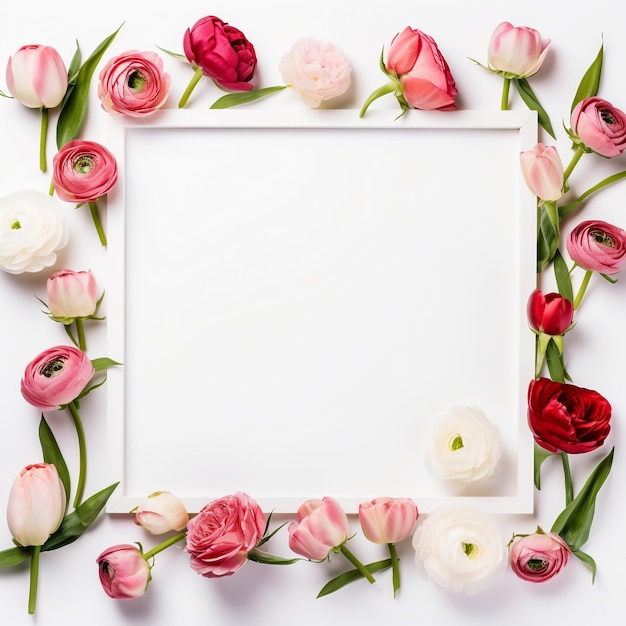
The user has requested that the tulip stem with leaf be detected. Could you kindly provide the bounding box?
[178,66,203,108]
[67,400,87,508]
[88,201,107,246]
[39,108,49,172]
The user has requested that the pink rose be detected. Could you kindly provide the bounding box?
[570,97,626,157]
[21,345,94,411]
[487,22,550,78]
[185,492,265,577]
[52,140,118,204]
[98,50,170,117]
[509,531,570,583]
[6,463,66,547]
[96,544,151,600]
[527,289,574,336]
[566,219,626,274]
[288,497,349,560]
[47,269,98,321]
[358,497,418,544]
[519,143,564,201]
[133,491,189,535]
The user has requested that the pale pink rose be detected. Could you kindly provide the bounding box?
[5,44,68,108]
[279,37,351,107]
[47,269,98,321]
[133,491,189,535]
[570,97,626,158]
[21,345,94,411]
[6,463,66,546]
[52,140,118,204]
[288,497,349,560]
[98,50,170,117]
[519,143,564,201]
[566,219,626,274]
[358,497,418,544]
[185,492,265,577]
[487,22,550,78]
[96,544,151,599]
[509,531,570,583]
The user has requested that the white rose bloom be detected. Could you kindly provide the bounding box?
[412,505,506,595]
[279,37,352,108]
[425,405,502,483]
[0,190,68,274]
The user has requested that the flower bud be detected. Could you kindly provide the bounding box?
[96,544,151,599]
[527,289,573,336]
[358,497,418,544]
[487,22,550,78]
[133,491,189,535]
[47,269,98,321]
[519,143,564,201]
[6,463,66,546]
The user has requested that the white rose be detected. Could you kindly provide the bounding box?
[279,37,352,108]
[0,190,68,274]
[425,405,502,483]
[412,505,506,595]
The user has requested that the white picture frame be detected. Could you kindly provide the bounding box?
[105,108,537,515]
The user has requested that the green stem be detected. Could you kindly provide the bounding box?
[88,201,107,246]
[573,269,593,310]
[339,544,375,584]
[388,542,400,598]
[563,145,585,186]
[500,78,511,110]
[67,401,87,508]
[39,107,49,172]
[559,170,626,218]
[178,67,204,108]
[561,451,573,505]
[28,545,41,614]
[359,81,398,118]
[142,531,187,561]
[75,318,87,352]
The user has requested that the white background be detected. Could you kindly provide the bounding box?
[1,0,625,624]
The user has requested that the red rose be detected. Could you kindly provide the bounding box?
[527,378,611,454]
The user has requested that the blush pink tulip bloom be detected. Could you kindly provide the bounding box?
[520,143,564,201]
[96,544,151,599]
[6,463,66,547]
[133,491,189,535]
[358,497,419,544]
[487,22,550,78]
[509,531,570,583]
[566,219,626,274]
[570,97,626,158]
[47,269,98,321]
[527,289,574,336]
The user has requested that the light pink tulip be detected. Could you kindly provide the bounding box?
[47,269,98,321]
[487,22,550,78]
[566,219,626,274]
[6,463,66,546]
[509,531,570,583]
[133,491,189,535]
[288,497,349,560]
[570,97,626,158]
[520,143,564,201]
[358,497,419,544]
[5,45,68,109]
[96,544,151,599]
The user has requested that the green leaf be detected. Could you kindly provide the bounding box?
[39,416,71,505]
[545,337,566,382]
[210,85,288,109]
[155,45,187,62]
[0,546,31,567]
[91,357,122,371]
[551,447,614,551]
[572,549,597,582]
[571,39,603,113]
[42,482,119,552]
[56,24,123,148]
[247,548,301,566]
[515,78,556,139]
[559,170,626,218]
[534,444,554,490]
[537,206,559,273]
[553,249,574,302]
[317,558,392,598]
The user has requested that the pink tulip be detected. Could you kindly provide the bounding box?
[5,44,68,108]
[6,463,66,546]
[133,491,189,535]
[47,269,98,321]
[527,289,573,336]
[519,143,564,201]
[570,97,626,158]
[358,497,419,544]
[21,345,94,411]
[96,544,151,599]
[566,219,626,274]
[487,22,550,78]
[288,497,349,560]
[509,531,570,583]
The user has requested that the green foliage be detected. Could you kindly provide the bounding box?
[210,85,288,109]
[39,416,71,505]
[571,40,604,113]
[516,78,555,138]
[317,558,393,598]
[534,444,554,490]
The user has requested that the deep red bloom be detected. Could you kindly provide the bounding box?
[527,289,573,335]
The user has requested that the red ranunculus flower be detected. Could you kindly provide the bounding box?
[527,377,611,454]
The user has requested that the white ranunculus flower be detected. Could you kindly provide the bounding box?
[0,190,68,274]
[279,37,352,108]
[425,405,502,483]
[412,505,506,595]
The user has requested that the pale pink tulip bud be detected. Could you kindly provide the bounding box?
[47,269,98,321]
[6,463,66,546]
[5,44,68,108]
[96,544,151,599]
[132,491,189,535]
[358,497,419,544]
[488,22,550,78]
[520,143,564,201]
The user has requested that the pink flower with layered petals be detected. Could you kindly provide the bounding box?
[570,97,626,158]
[566,219,626,274]
[358,497,418,544]
[509,531,570,583]
[487,22,550,78]
[96,544,151,599]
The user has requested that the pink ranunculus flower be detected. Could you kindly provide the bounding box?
[278,37,352,108]
[5,44,68,109]
[527,289,574,336]
[133,491,189,535]
[96,544,151,600]
[358,497,418,544]
[570,97,626,158]
[288,497,350,560]
[487,22,550,78]
[21,345,94,411]
[509,531,570,583]
[47,269,98,322]
[566,219,626,274]
[52,140,118,204]
[98,50,170,117]
[519,143,564,201]
[6,463,66,547]
[185,492,265,577]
